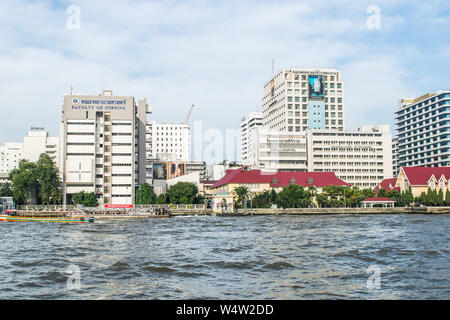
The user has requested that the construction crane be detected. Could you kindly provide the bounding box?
[184,104,194,124]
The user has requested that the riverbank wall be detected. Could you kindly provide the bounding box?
[168,206,450,216]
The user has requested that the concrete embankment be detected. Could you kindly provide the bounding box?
[169,206,450,216]
[85,206,450,219]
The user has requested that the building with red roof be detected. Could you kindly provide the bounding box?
[396,166,450,198]
[374,178,400,193]
[211,167,349,194]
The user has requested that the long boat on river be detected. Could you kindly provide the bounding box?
[0,210,94,224]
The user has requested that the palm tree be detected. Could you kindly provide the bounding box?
[234,186,249,208]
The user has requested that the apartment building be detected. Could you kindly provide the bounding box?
[241,112,263,164]
[395,91,450,168]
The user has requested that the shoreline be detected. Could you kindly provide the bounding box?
[87,206,450,219]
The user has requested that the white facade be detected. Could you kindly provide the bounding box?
[0,143,23,174]
[392,138,399,177]
[146,121,190,161]
[262,68,345,133]
[306,125,393,189]
[145,121,191,182]
[0,129,59,176]
[61,91,149,206]
[246,128,308,172]
[241,112,263,164]
[23,128,59,164]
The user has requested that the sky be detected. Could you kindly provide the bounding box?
[0,0,449,160]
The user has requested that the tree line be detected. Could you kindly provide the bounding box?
[135,182,204,205]
[0,154,62,205]
[3,161,449,209]
[235,183,417,209]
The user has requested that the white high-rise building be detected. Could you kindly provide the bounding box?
[23,128,59,164]
[0,128,59,175]
[241,112,263,164]
[306,125,393,189]
[395,91,450,168]
[262,68,345,132]
[0,143,23,174]
[145,121,190,182]
[392,138,399,177]
[60,90,150,206]
[146,121,190,162]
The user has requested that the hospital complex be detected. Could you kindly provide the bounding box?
[1,67,450,206]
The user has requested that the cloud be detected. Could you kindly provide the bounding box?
[0,0,449,163]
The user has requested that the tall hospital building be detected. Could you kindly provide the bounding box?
[262,68,345,132]
[242,67,394,189]
[60,90,150,206]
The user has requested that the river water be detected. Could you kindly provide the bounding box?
[0,214,449,299]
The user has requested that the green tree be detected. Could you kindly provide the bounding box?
[387,190,402,207]
[252,190,271,208]
[71,191,98,207]
[155,193,167,204]
[377,188,388,198]
[426,188,438,206]
[270,189,278,204]
[72,191,85,205]
[316,193,330,207]
[0,183,13,197]
[9,160,38,205]
[135,183,157,205]
[35,154,62,205]
[445,190,450,205]
[167,182,199,204]
[234,186,250,208]
[276,183,311,208]
[438,189,444,206]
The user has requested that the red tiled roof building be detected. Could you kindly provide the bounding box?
[211,167,349,193]
[396,166,450,198]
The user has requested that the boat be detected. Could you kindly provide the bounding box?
[0,210,94,224]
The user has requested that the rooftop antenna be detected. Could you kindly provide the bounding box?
[70,84,73,95]
[272,58,275,75]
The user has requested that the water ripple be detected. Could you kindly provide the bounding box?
[0,214,448,299]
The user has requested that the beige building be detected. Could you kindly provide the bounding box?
[396,166,450,198]
[306,125,393,189]
[60,90,150,206]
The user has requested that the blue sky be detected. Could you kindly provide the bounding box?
[0,0,449,154]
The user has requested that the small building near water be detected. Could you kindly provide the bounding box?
[361,197,395,208]
[212,190,235,214]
